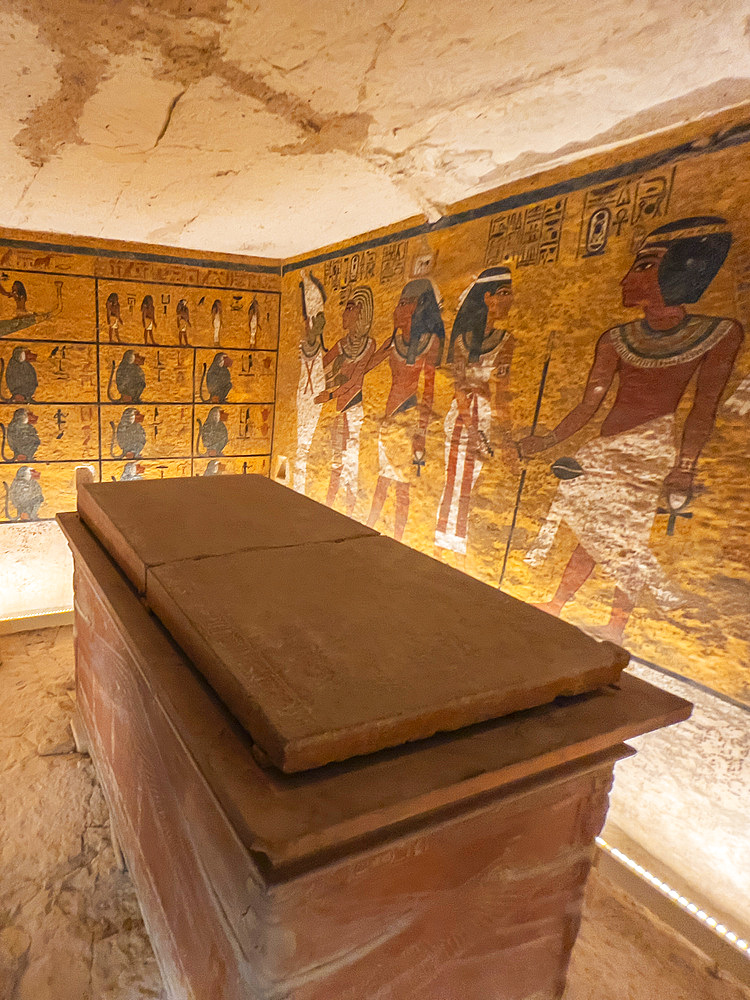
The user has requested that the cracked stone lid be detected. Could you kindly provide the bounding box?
[78,476,629,774]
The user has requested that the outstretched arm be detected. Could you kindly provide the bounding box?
[414,337,441,452]
[368,334,393,371]
[518,332,618,456]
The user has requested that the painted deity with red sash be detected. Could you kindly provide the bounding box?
[367,278,445,540]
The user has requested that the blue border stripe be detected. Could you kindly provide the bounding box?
[630,656,750,714]
[0,236,281,275]
[283,121,750,274]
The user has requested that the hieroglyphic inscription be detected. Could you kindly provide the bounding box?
[485,198,567,268]
[379,240,409,283]
[577,166,676,257]
[323,251,377,303]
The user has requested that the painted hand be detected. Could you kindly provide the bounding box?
[663,467,694,509]
[517,434,553,458]
[412,433,426,457]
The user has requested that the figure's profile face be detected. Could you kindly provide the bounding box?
[621,249,668,308]
[342,300,362,334]
[393,295,418,330]
[484,286,513,322]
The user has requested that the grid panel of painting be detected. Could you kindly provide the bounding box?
[0,270,278,521]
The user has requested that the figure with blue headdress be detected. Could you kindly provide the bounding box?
[366,278,445,540]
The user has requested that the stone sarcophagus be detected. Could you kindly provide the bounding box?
[59,475,691,1000]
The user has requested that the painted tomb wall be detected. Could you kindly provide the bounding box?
[273,113,750,708]
[0,230,280,618]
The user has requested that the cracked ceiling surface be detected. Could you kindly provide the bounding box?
[2,0,750,258]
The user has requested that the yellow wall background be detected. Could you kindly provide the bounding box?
[273,117,750,705]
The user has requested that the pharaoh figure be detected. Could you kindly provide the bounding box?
[434,267,516,560]
[294,270,327,494]
[315,285,385,515]
[367,279,444,540]
[519,217,743,642]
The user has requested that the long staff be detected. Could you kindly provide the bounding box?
[498,331,556,588]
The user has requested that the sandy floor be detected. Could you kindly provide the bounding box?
[1,625,747,1000]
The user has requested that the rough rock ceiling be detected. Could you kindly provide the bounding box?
[2,0,750,258]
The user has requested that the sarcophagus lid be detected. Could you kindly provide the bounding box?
[78,475,629,773]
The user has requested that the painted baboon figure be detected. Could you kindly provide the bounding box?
[108,350,146,403]
[0,408,40,462]
[0,346,39,403]
[197,406,228,457]
[110,407,146,459]
[3,466,43,520]
[200,352,232,403]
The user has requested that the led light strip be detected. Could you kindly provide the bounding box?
[0,607,73,624]
[596,836,749,954]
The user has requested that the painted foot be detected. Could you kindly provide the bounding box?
[584,622,626,644]
[531,601,564,616]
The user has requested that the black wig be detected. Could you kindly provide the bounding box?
[447,267,512,364]
[645,217,732,305]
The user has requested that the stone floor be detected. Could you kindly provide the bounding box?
[1,625,748,1000]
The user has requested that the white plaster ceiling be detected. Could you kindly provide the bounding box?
[2,0,750,258]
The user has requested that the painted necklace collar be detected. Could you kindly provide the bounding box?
[462,326,507,359]
[300,339,323,359]
[610,314,735,368]
[339,333,371,360]
[393,329,436,361]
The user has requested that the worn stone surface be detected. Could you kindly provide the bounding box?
[0,625,164,1000]
[69,520,619,999]
[76,471,630,771]
[0,623,744,999]
[147,531,628,771]
[564,867,750,1000]
[66,508,678,866]
[77,474,377,593]
[2,1,750,254]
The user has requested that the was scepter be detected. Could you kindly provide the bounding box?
[498,330,556,588]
